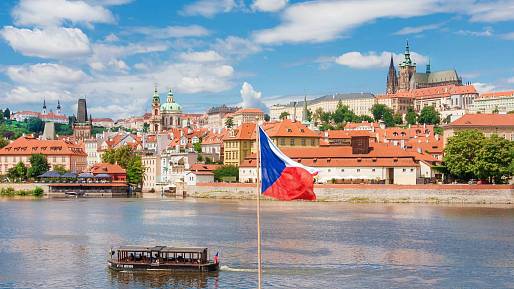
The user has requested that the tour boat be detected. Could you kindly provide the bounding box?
[107,246,220,272]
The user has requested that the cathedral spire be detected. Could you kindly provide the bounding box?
[386,54,398,94]
[42,99,47,114]
[426,58,431,74]
[152,85,160,103]
[167,88,174,103]
[403,40,412,65]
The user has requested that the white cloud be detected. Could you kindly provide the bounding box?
[0,26,91,59]
[240,81,267,110]
[6,63,87,85]
[472,82,496,93]
[394,23,444,35]
[253,0,452,44]
[467,1,514,22]
[335,51,428,69]
[88,42,168,71]
[508,77,514,84]
[212,36,262,59]
[108,59,130,71]
[181,0,237,17]
[128,25,210,39]
[3,86,73,104]
[104,33,119,42]
[501,32,514,40]
[252,0,288,12]
[12,0,115,27]
[179,50,224,62]
[455,27,493,37]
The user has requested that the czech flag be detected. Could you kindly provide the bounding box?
[259,126,318,201]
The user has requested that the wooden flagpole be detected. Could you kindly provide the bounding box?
[255,123,263,289]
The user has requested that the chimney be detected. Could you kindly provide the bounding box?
[351,136,370,154]
[292,102,297,122]
[417,147,422,154]
[435,134,440,141]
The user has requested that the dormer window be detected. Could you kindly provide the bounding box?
[287,128,292,132]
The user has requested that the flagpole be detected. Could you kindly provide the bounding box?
[255,122,262,289]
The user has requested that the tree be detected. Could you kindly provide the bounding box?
[53,164,67,174]
[225,117,234,128]
[213,165,239,182]
[7,162,27,181]
[27,154,50,178]
[3,108,10,119]
[332,104,358,125]
[405,107,417,125]
[313,107,324,124]
[306,109,313,122]
[492,106,499,114]
[357,115,374,123]
[382,109,395,127]
[0,109,4,123]
[193,142,202,153]
[0,137,8,148]
[443,130,485,181]
[102,145,144,187]
[142,123,150,133]
[418,106,440,125]
[474,135,514,183]
[26,117,44,133]
[279,112,290,120]
[264,114,270,122]
[197,154,204,162]
[126,156,144,186]
[393,113,403,125]
[371,104,388,122]
[320,112,332,124]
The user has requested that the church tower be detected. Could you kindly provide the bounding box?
[386,55,398,94]
[56,100,62,114]
[398,41,416,91]
[42,99,47,114]
[150,86,161,133]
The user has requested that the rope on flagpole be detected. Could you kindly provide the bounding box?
[256,123,262,289]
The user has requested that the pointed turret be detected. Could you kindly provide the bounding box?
[56,100,61,114]
[401,40,413,65]
[426,58,431,74]
[386,55,398,94]
[42,99,47,114]
[301,95,309,124]
[152,85,160,103]
[167,88,174,103]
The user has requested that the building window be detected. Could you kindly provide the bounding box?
[402,168,406,172]
[290,138,295,146]
[280,138,285,146]
[341,169,344,172]
[311,139,315,146]
[372,169,375,172]
[301,139,306,146]
[410,168,414,172]
[357,169,360,172]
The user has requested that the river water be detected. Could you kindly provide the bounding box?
[1,198,514,288]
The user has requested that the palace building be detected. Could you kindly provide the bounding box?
[386,41,462,94]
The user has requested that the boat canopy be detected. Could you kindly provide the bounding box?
[116,246,208,254]
[38,171,62,178]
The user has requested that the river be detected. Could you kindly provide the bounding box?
[1,198,514,288]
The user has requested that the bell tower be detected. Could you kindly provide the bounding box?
[398,41,416,91]
[150,86,161,133]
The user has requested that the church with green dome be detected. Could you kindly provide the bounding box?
[149,87,183,132]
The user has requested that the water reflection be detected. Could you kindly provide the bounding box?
[108,270,218,289]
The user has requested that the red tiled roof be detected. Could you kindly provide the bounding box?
[92,118,114,122]
[190,164,220,172]
[387,84,477,100]
[449,114,514,127]
[223,123,256,141]
[0,136,87,156]
[477,90,514,99]
[90,162,126,174]
[263,119,318,138]
[233,108,264,114]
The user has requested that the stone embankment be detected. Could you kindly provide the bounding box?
[0,183,49,192]
[189,183,514,204]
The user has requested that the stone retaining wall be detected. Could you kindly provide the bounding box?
[0,183,49,192]
[188,183,514,204]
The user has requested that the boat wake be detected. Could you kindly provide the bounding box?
[220,265,257,273]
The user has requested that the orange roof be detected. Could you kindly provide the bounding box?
[92,118,114,122]
[190,164,220,172]
[263,119,318,138]
[323,130,374,139]
[344,121,380,129]
[449,114,514,127]
[477,90,514,99]
[390,84,477,100]
[0,136,87,156]
[233,108,264,114]
[223,123,256,141]
[90,162,126,174]
[40,112,67,120]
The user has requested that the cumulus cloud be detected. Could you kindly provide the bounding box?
[88,42,168,71]
[179,50,224,62]
[212,36,262,59]
[128,25,210,39]
[6,63,87,85]
[394,22,445,35]
[3,86,73,104]
[455,27,494,37]
[0,26,91,59]
[104,33,119,42]
[252,0,288,12]
[240,81,267,110]
[335,51,428,69]
[12,0,115,27]
[181,0,238,17]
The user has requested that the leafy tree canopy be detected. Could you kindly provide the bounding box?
[28,154,50,178]
[213,165,239,182]
[418,106,440,125]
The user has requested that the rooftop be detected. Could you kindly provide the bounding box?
[0,136,87,156]
[448,114,514,127]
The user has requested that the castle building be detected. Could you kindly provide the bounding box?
[387,41,462,94]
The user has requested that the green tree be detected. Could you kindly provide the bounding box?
[27,154,50,178]
[320,112,332,124]
[0,109,4,123]
[418,106,440,125]
[306,109,313,122]
[7,162,27,181]
[356,115,374,123]
[279,112,290,120]
[371,104,388,122]
[405,107,417,125]
[264,114,270,122]
[26,117,44,133]
[126,156,144,186]
[332,103,357,124]
[0,137,8,148]
[474,135,514,183]
[382,109,395,127]
[393,113,403,125]
[142,123,150,133]
[443,130,485,180]
[204,156,213,164]
[213,165,239,182]
[225,117,234,128]
[313,107,324,124]
[492,106,499,114]
[53,164,68,174]
[193,142,202,153]
[197,154,204,162]
[3,108,10,119]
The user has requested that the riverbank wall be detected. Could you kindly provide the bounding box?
[189,183,514,204]
[0,183,49,192]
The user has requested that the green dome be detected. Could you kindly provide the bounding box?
[160,102,182,112]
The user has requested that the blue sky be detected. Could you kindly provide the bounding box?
[0,0,513,118]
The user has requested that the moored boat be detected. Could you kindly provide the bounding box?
[107,246,220,272]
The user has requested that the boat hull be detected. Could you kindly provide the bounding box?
[108,260,219,272]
